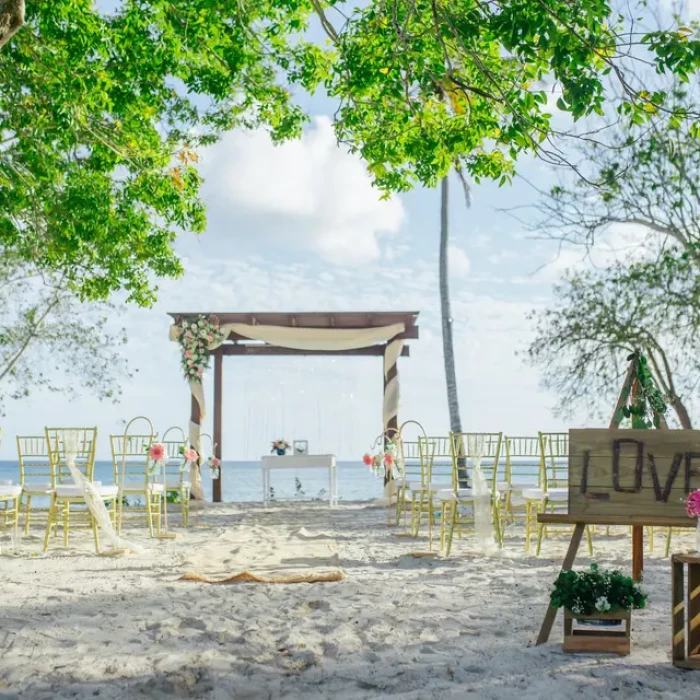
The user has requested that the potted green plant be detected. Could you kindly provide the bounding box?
[550,564,647,655]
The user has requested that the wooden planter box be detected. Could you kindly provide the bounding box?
[563,610,631,655]
[672,553,700,670]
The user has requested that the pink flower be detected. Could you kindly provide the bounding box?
[687,490,700,518]
[184,448,198,463]
[208,334,214,341]
[383,453,394,466]
[362,453,373,466]
[210,457,221,468]
[149,443,165,463]
[185,350,193,358]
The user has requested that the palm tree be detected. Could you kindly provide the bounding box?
[439,174,468,485]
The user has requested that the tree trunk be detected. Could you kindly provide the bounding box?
[439,176,466,485]
[669,395,693,429]
[0,0,24,50]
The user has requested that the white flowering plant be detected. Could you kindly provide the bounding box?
[175,315,225,384]
[550,563,647,616]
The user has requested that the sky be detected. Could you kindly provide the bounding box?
[2,1,699,461]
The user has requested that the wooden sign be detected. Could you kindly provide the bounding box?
[569,429,700,519]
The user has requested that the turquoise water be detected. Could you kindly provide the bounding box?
[0,460,383,504]
[1,457,543,505]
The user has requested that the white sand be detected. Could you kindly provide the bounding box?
[0,502,698,699]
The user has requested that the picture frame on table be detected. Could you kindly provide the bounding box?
[293,440,309,455]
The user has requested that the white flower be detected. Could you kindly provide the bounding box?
[595,596,611,613]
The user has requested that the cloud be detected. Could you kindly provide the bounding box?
[449,245,471,276]
[199,116,405,265]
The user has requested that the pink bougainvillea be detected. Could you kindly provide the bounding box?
[687,490,700,518]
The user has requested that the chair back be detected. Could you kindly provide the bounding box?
[161,427,188,487]
[45,428,98,483]
[419,436,452,488]
[17,436,52,488]
[110,433,155,488]
[451,432,503,491]
[398,439,423,483]
[538,432,569,491]
[504,436,542,487]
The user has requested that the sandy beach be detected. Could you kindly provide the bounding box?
[0,502,698,699]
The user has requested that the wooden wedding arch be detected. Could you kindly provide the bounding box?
[168,311,420,502]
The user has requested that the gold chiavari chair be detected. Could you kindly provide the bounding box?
[0,428,22,537]
[439,432,504,556]
[43,427,118,552]
[110,419,162,536]
[17,435,52,533]
[523,431,593,556]
[500,436,542,532]
[394,439,423,529]
[162,427,191,526]
[409,436,450,548]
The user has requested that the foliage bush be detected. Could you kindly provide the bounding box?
[550,564,647,615]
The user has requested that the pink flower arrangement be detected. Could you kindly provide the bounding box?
[210,457,221,468]
[183,448,198,463]
[383,453,394,466]
[176,315,224,384]
[362,453,373,467]
[686,490,700,518]
[149,442,166,463]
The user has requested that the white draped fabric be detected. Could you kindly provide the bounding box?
[170,321,406,500]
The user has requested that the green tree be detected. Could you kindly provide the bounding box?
[314,1,700,192]
[527,258,698,429]
[527,90,700,427]
[0,254,129,414]
[0,0,328,306]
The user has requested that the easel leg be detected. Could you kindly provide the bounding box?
[632,526,644,582]
[536,522,585,646]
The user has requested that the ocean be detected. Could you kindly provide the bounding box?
[0,460,383,505]
[0,458,542,505]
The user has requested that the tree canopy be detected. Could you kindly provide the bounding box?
[3,1,700,307]
[0,0,327,306]
[317,1,700,191]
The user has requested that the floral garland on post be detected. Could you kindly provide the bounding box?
[362,440,402,479]
[176,315,226,383]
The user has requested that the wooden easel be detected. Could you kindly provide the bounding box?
[535,354,670,646]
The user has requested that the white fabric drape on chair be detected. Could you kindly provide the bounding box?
[171,321,406,500]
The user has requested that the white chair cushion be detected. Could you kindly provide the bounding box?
[165,478,190,489]
[120,482,164,493]
[55,482,119,498]
[437,488,500,501]
[522,487,568,502]
[23,482,53,494]
[0,485,22,499]
[501,481,540,492]
[0,479,13,486]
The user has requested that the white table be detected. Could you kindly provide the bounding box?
[261,454,338,507]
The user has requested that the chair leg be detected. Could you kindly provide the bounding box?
[428,496,434,550]
[182,489,189,527]
[665,528,673,557]
[145,495,154,538]
[92,513,100,553]
[493,501,503,549]
[43,495,57,552]
[445,501,458,557]
[24,494,32,534]
[440,502,448,550]
[63,502,70,548]
[585,525,593,556]
[414,492,425,536]
[649,526,655,553]
[525,501,532,552]
[117,492,124,534]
